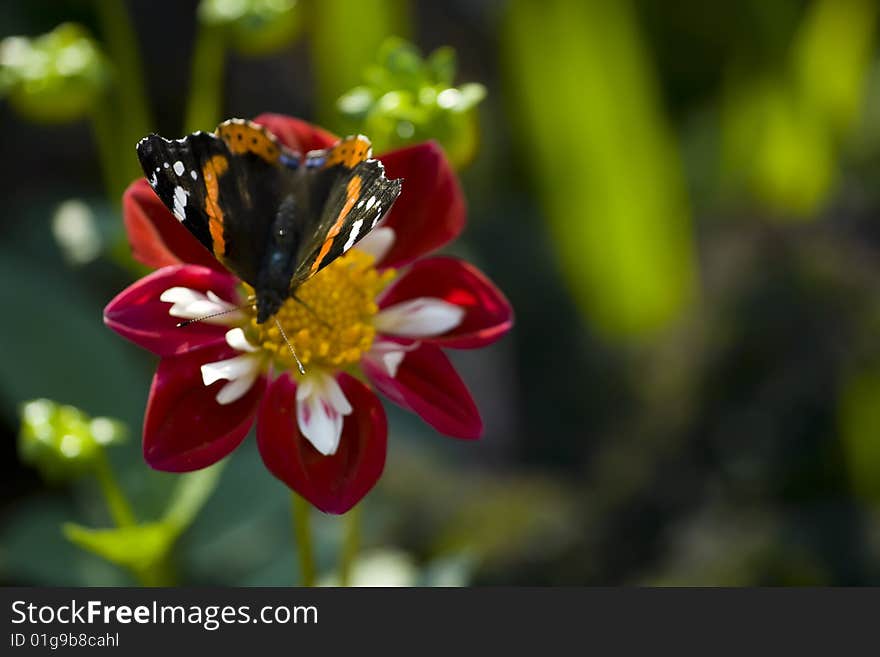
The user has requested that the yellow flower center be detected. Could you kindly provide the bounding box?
[244,250,395,373]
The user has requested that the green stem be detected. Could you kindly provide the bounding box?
[339,504,361,586]
[184,22,226,133]
[93,451,136,528]
[90,92,124,204]
[93,0,153,187]
[291,493,316,586]
[136,557,177,587]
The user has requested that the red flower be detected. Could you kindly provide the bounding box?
[105,114,512,513]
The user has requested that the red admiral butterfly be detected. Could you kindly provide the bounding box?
[136,119,402,325]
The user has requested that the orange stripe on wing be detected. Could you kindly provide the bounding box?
[202,154,229,256]
[323,135,372,169]
[309,175,363,275]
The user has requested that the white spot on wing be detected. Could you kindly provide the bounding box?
[365,196,376,210]
[173,186,188,222]
[343,219,365,252]
[148,172,158,187]
[163,162,170,169]
[190,170,198,180]
[173,161,185,176]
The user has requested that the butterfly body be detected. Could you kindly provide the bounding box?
[136,119,402,323]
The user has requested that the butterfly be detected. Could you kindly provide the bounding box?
[136,118,403,326]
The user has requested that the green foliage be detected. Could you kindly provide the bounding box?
[199,0,302,56]
[18,399,126,483]
[310,0,411,123]
[0,23,109,124]
[186,0,303,132]
[64,465,224,586]
[337,38,486,166]
[503,0,697,337]
[721,0,878,216]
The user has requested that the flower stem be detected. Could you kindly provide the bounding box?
[93,451,136,528]
[136,557,177,587]
[339,504,361,587]
[93,0,152,186]
[184,22,226,133]
[291,493,316,586]
[90,92,124,204]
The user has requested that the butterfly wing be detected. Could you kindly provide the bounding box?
[137,125,402,323]
[136,120,292,287]
[289,137,403,287]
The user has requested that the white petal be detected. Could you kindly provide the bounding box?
[296,371,353,455]
[355,226,395,261]
[364,340,418,378]
[215,367,260,405]
[160,286,243,325]
[373,297,464,338]
[225,327,259,352]
[200,353,262,405]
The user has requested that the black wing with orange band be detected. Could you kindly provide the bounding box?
[290,139,402,287]
[136,120,291,286]
[136,121,402,304]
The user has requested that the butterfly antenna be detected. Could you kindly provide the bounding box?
[275,317,306,375]
[175,296,257,328]
[292,295,332,330]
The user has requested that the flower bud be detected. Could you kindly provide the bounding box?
[336,38,486,168]
[0,23,109,124]
[19,399,127,482]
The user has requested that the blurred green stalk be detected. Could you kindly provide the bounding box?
[184,22,226,133]
[839,369,880,502]
[93,452,136,528]
[503,0,696,337]
[91,90,126,204]
[309,0,411,126]
[93,0,153,193]
[339,504,361,586]
[291,493,316,586]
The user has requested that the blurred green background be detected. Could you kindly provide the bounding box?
[3,0,880,586]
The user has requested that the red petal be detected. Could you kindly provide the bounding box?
[365,342,482,439]
[144,343,266,472]
[123,179,225,271]
[256,373,387,514]
[104,265,240,356]
[253,113,338,152]
[377,142,466,267]
[380,257,513,349]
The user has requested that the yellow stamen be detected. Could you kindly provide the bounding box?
[244,250,395,373]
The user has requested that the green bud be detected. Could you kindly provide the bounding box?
[336,37,487,168]
[18,399,127,482]
[199,0,301,56]
[0,23,109,124]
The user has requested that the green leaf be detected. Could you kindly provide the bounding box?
[0,496,131,586]
[63,522,175,582]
